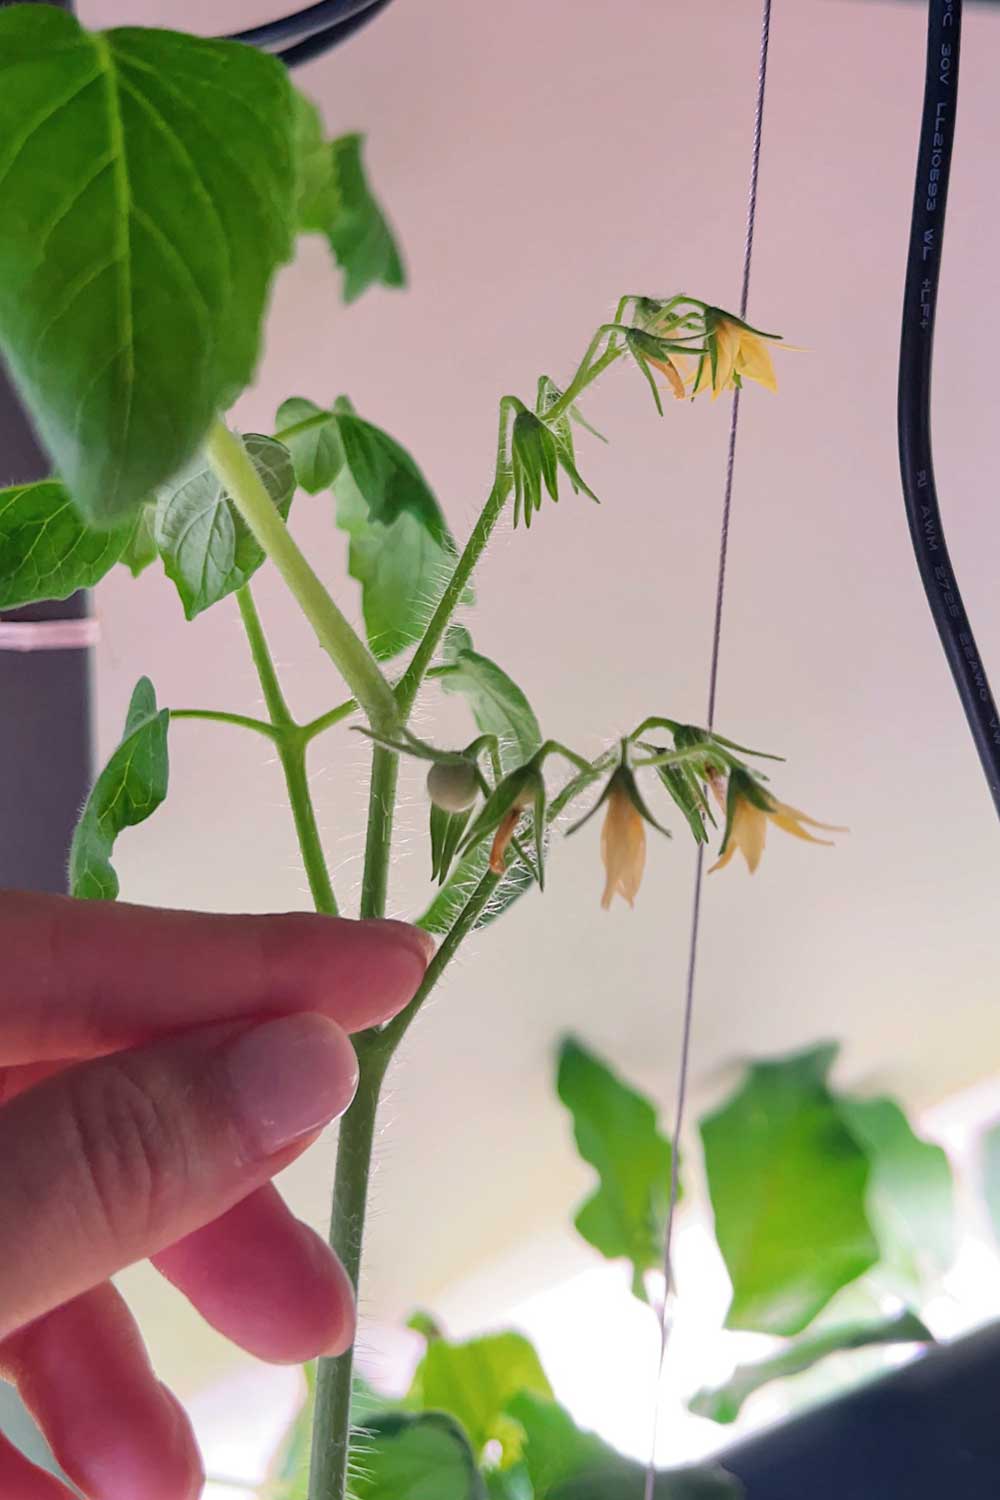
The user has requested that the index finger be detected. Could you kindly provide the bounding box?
[1,892,431,1064]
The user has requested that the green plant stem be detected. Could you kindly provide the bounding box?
[395,478,510,717]
[302,699,358,742]
[237,586,338,917]
[359,744,399,920]
[308,1048,388,1500]
[206,419,398,734]
[236,586,293,728]
[169,707,279,739]
[376,868,499,1055]
[280,742,338,916]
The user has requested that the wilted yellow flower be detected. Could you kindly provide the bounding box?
[601,775,647,909]
[709,770,844,873]
[488,783,536,875]
[692,312,780,399]
[646,352,687,403]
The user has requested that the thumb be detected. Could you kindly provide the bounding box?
[0,1014,357,1340]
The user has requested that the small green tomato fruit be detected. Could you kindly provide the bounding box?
[427,761,479,814]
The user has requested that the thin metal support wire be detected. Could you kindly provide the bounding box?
[643,2,772,1493]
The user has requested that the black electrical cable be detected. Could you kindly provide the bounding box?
[224,0,381,48]
[898,0,1000,815]
[274,0,390,65]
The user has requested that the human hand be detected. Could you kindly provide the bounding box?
[0,891,431,1499]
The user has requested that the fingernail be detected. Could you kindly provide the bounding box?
[224,1015,359,1159]
[360,918,436,966]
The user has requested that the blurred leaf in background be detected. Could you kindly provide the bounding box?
[556,1037,676,1301]
[700,1043,879,1334]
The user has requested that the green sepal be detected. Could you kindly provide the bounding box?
[511,409,559,528]
[535,376,600,503]
[430,802,475,885]
[457,764,543,859]
[651,756,712,844]
[69,677,169,900]
[703,303,782,341]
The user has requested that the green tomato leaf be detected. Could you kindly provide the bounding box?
[689,1308,933,1425]
[154,433,294,620]
[351,1413,485,1500]
[407,1332,553,1464]
[294,100,405,303]
[0,480,130,607]
[556,1038,676,1299]
[441,639,542,771]
[69,676,169,900]
[417,840,534,935]
[0,7,296,526]
[334,403,450,544]
[508,1394,741,1500]
[275,394,344,495]
[120,502,158,578]
[838,1095,955,1286]
[336,485,454,660]
[700,1043,880,1335]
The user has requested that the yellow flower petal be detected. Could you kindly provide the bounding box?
[733,798,767,872]
[712,318,742,394]
[735,331,778,392]
[600,786,646,908]
[649,355,686,402]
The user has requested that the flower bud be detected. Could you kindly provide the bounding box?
[426,760,479,814]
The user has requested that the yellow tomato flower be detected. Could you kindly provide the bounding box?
[601,776,647,909]
[709,770,845,873]
[692,312,781,399]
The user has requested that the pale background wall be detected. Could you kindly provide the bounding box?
[73,0,1000,1406]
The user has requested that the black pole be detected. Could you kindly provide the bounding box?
[0,0,91,896]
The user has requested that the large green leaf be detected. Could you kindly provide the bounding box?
[508,1393,740,1500]
[69,676,169,900]
[119,502,158,578]
[275,393,456,660]
[441,636,542,770]
[407,1333,553,1464]
[700,1044,879,1335]
[154,433,294,619]
[337,484,453,660]
[689,1308,932,1425]
[838,1095,955,1285]
[0,7,295,526]
[333,399,450,544]
[294,100,405,303]
[556,1038,675,1299]
[0,480,130,607]
[351,1413,485,1500]
[275,395,344,495]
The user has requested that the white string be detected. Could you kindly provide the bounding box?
[643,3,773,1493]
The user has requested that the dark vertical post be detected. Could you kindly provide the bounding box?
[1,0,89,896]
